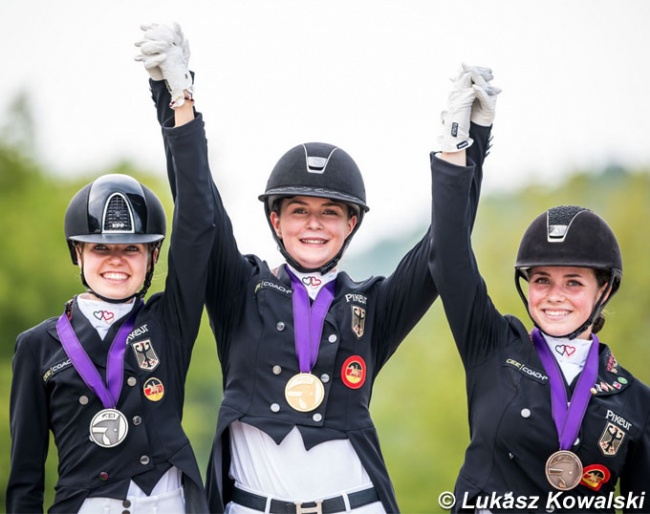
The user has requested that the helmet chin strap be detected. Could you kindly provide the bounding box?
[278,240,347,275]
[80,268,151,304]
[84,287,139,304]
[515,270,616,340]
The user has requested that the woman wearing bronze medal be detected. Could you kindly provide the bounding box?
[140,24,496,514]
[7,26,214,513]
[431,73,650,510]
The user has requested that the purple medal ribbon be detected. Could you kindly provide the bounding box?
[531,327,599,450]
[56,301,141,409]
[288,269,336,372]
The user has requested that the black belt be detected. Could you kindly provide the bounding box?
[232,486,379,514]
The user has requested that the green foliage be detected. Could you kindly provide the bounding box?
[0,93,36,156]
[0,146,76,362]
[1,138,649,513]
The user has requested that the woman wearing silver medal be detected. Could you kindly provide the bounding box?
[431,74,650,510]
[135,24,497,514]
[6,64,214,512]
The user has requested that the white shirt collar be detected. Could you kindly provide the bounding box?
[77,294,135,340]
[286,264,338,300]
[543,333,594,385]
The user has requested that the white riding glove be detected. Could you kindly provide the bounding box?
[462,63,494,83]
[134,24,166,81]
[135,22,193,108]
[465,65,501,126]
[437,67,476,152]
[471,81,501,127]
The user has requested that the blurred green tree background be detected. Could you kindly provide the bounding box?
[1,96,649,513]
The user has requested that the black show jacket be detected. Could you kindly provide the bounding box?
[150,79,491,513]
[7,116,214,514]
[430,154,650,513]
[204,143,492,511]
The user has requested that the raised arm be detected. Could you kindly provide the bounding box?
[135,23,255,360]
[371,67,497,363]
[135,23,214,347]
[429,65,504,366]
[135,22,194,198]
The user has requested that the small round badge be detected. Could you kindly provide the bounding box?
[143,377,165,402]
[341,356,366,389]
[581,464,611,491]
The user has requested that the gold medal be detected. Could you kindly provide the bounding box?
[89,408,129,448]
[545,450,583,490]
[285,373,325,412]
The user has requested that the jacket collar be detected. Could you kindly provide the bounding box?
[46,297,136,371]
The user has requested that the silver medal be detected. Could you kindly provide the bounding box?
[89,408,129,448]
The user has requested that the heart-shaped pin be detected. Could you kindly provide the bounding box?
[554,344,577,357]
[93,310,115,322]
[302,276,322,287]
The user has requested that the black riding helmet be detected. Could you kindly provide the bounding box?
[258,142,369,274]
[514,205,622,339]
[65,173,167,303]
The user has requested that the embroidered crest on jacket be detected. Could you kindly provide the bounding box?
[351,305,366,339]
[131,339,159,371]
[599,422,625,456]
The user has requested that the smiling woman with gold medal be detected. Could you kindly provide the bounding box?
[137,23,498,514]
[431,73,650,511]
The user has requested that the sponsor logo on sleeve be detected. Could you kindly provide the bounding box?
[504,358,548,384]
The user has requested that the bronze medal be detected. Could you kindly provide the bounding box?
[285,372,325,412]
[89,408,129,448]
[545,450,583,490]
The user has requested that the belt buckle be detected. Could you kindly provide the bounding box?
[295,500,323,514]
